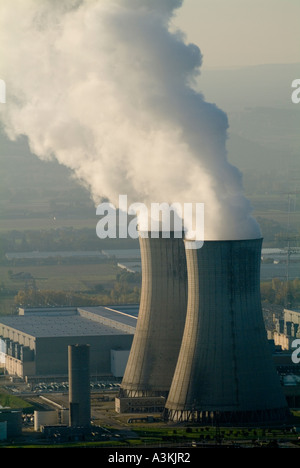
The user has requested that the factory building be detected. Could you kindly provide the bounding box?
[271,308,300,350]
[0,410,22,439]
[0,305,136,381]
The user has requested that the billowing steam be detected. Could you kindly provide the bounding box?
[0,0,261,240]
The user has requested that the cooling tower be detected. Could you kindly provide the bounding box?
[165,239,289,424]
[68,344,91,427]
[120,231,187,398]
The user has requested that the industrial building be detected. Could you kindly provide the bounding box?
[0,409,22,439]
[0,305,136,381]
[271,308,300,350]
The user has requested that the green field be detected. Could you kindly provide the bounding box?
[0,391,34,411]
[0,259,140,314]
[0,262,119,292]
[0,155,299,315]
[0,216,97,232]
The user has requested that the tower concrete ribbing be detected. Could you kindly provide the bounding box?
[165,239,289,424]
[120,232,187,398]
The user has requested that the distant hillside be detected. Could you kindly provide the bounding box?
[0,128,81,188]
[0,126,95,220]
[198,62,300,111]
[228,107,300,154]
[227,131,286,174]
[0,63,299,222]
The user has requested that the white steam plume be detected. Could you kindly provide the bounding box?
[0,0,261,240]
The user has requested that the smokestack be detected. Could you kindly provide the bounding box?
[120,231,187,398]
[164,239,289,424]
[68,344,91,427]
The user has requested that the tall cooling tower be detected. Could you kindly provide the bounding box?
[165,239,289,424]
[120,231,187,398]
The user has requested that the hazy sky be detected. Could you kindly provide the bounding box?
[173,0,300,69]
[0,0,264,239]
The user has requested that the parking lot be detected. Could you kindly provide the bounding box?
[31,380,121,394]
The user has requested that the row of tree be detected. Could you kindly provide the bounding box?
[14,286,141,309]
[0,227,139,261]
[261,278,300,308]
[13,271,141,309]
[13,278,299,310]
[0,220,298,261]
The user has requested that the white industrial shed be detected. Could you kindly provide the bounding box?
[0,305,137,381]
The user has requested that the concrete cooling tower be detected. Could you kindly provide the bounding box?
[164,239,289,424]
[120,231,187,399]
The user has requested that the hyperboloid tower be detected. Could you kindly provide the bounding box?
[164,239,289,424]
[120,231,187,399]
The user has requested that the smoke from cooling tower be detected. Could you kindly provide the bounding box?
[0,0,261,240]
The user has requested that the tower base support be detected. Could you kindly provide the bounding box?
[164,406,290,425]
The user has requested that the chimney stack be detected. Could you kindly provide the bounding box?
[68,344,91,427]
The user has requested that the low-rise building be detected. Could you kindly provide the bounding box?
[0,305,137,381]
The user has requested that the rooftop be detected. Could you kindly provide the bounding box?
[0,305,138,338]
